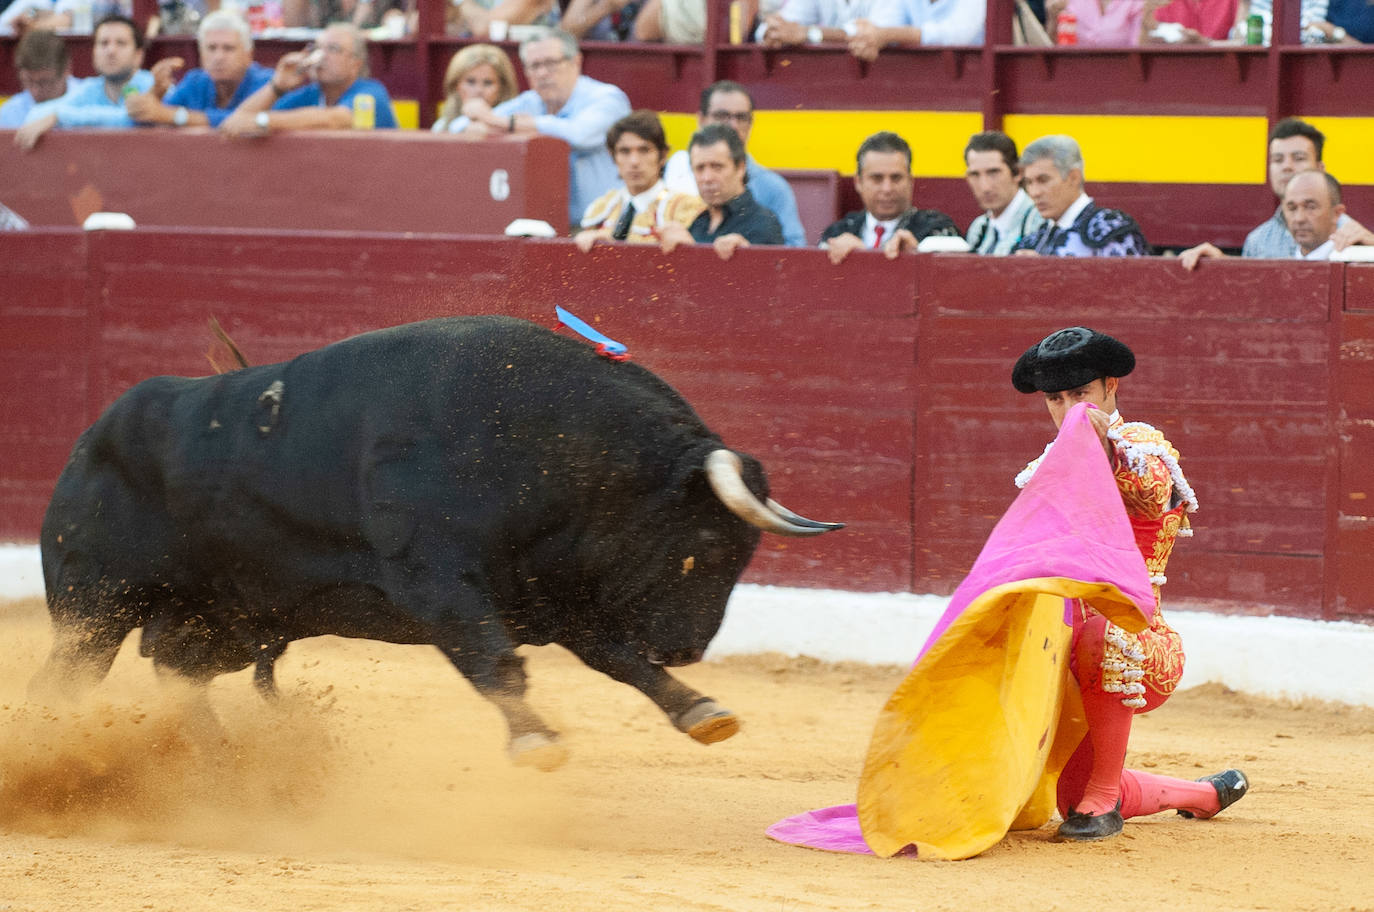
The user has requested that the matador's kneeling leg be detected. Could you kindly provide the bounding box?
[1055,613,1135,839]
[1058,614,1247,838]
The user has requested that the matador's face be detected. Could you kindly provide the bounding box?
[1042,377,1118,429]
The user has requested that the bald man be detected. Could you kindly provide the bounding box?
[1180,170,1373,268]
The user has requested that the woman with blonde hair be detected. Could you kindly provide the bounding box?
[432,44,518,133]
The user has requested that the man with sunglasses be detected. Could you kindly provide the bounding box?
[662,80,806,247]
[452,28,630,230]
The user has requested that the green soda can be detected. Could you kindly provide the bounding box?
[1246,13,1264,45]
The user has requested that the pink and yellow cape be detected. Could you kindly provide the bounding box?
[766,403,1157,860]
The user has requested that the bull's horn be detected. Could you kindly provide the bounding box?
[704,450,844,537]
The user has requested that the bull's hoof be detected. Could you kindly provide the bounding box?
[508,732,569,771]
[675,699,740,745]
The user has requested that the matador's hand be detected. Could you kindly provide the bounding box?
[1086,405,1117,466]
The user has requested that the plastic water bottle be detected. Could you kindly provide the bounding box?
[352,93,375,130]
[1056,10,1078,45]
[71,0,94,32]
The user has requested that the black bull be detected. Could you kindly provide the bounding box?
[35,316,841,769]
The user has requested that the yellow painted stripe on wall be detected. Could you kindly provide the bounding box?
[661,112,698,155]
[658,110,981,177]
[716,111,1374,185]
[755,110,982,178]
[999,114,1269,184]
[1306,118,1374,186]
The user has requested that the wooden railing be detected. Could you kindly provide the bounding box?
[2,0,1370,123]
[3,229,1372,621]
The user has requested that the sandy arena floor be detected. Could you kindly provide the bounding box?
[1,594,1372,912]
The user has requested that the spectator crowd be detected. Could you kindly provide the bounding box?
[2,11,1371,262]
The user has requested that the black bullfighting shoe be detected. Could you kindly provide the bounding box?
[1055,801,1124,842]
[1179,768,1249,819]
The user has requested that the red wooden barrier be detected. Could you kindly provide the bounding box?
[6,115,1374,251]
[2,229,1370,622]
[1336,268,1374,618]
[0,129,569,234]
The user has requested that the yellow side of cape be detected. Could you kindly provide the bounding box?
[856,577,1148,860]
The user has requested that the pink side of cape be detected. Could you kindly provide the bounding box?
[765,404,1156,855]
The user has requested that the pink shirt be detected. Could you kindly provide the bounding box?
[1153,0,1238,39]
[1064,0,1147,46]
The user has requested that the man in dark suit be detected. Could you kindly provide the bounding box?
[1012,134,1149,258]
[819,131,959,265]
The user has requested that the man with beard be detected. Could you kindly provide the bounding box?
[14,14,151,151]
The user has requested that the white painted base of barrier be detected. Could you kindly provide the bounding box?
[5,544,1371,706]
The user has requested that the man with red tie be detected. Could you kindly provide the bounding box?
[818,131,959,265]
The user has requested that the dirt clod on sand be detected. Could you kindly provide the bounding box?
[2,595,1372,912]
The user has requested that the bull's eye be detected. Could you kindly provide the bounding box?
[681,555,695,575]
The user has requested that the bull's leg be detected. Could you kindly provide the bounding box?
[560,639,740,745]
[252,642,288,701]
[28,603,136,705]
[433,641,569,771]
[158,674,228,743]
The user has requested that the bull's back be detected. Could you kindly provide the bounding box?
[42,316,719,596]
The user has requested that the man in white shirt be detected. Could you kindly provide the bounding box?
[756,0,876,51]
[847,0,985,60]
[961,130,1043,256]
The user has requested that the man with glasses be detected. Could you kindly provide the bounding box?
[452,28,630,230]
[662,80,806,247]
[0,28,78,128]
[221,22,397,136]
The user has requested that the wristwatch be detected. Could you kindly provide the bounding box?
[172,106,188,127]
[807,25,823,44]
[255,110,270,130]
[1331,25,1347,42]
